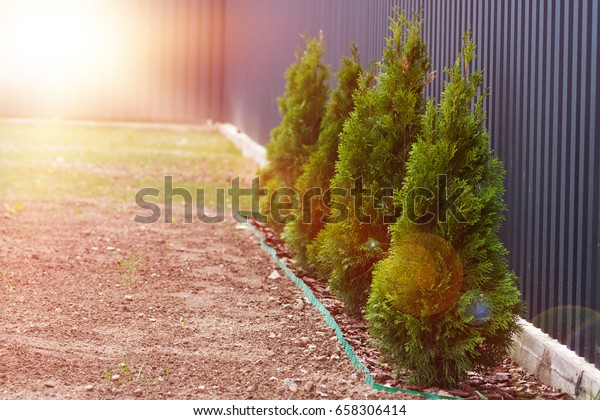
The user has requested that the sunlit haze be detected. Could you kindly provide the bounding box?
[0,0,131,116]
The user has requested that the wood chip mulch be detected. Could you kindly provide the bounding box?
[252,222,572,400]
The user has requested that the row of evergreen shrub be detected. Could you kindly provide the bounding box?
[260,9,523,387]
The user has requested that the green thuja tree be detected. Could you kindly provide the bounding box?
[283,43,368,268]
[366,33,523,387]
[260,33,330,228]
[307,10,431,313]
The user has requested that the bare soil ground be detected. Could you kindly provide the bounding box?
[0,123,415,400]
[0,197,412,400]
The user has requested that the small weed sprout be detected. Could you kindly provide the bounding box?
[119,349,131,381]
[145,378,155,400]
[103,367,113,384]
[575,385,600,400]
[136,353,148,381]
[180,315,187,326]
[3,200,24,215]
[119,251,145,286]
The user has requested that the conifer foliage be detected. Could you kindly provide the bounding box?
[261,33,330,217]
[283,43,366,268]
[366,34,523,387]
[307,11,431,313]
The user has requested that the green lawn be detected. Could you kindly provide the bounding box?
[0,122,259,208]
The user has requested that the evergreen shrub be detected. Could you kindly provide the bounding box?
[307,11,431,313]
[260,33,330,228]
[283,43,366,269]
[366,34,523,387]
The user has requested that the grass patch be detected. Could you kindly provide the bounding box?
[0,123,259,207]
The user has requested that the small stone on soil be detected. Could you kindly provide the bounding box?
[124,295,134,301]
[149,318,157,322]
[495,372,511,382]
[450,389,471,398]
[303,381,314,392]
[293,299,304,310]
[84,385,94,392]
[133,388,143,397]
[111,374,120,381]
[283,378,298,393]
[268,270,281,280]
[44,381,56,388]
[299,336,310,346]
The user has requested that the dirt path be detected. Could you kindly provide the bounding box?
[0,197,411,400]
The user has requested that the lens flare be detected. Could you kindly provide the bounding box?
[375,232,463,317]
[530,306,600,351]
[460,291,493,326]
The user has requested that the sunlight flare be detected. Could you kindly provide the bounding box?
[0,0,126,107]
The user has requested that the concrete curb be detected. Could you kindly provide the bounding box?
[510,318,600,399]
[218,123,267,169]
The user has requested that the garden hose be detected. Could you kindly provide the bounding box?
[240,216,457,400]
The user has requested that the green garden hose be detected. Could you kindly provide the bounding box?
[241,217,457,400]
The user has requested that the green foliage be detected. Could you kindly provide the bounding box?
[119,251,145,287]
[283,43,366,268]
[261,33,330,228]
[366,33,524,387]
[3,200,24,214]
[307,10,431,313]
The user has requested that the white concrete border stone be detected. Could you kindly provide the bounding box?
[511,318,600,399]
[218,123,267,168]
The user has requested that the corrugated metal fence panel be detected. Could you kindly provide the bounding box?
[222,0,600,367]
[222,0,396,145]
